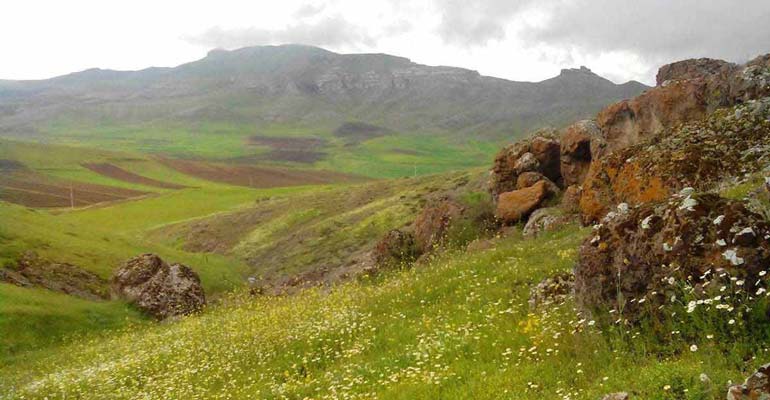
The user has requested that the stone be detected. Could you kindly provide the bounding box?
[656,58,733,86]
[597,54,769,154]
[514,152,540,174]
[560,120,603,186]
[373,229,418,267]
[530,135,562,182]
[580,98,770,224]
[528,272,574,310]
[413,197,465,253]
[601,393,629,400]
[489,133,562,199]
[111,254,206,320]
[574,192,770,321]
[516,171,547,190]
[522,207,573,237]
[727,363,770,400]
[495,180,552,223]
[561,185,583,214]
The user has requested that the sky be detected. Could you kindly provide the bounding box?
[1,0,769,85]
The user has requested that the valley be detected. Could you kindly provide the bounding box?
[1,43,770,400]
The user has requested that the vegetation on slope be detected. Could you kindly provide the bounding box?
[2,225,767,399]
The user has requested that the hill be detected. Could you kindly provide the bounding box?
[0,45,647,175]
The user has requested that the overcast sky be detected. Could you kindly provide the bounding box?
[2,0,769,85]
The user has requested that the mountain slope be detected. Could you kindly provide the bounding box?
[0,44,647,146]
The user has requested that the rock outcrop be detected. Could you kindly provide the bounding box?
[495,180,554,223]
[575,192,770,320]
[728,363,770,400]
[597,54,770,154]
[413,197,465,252]
[111,254,206,320]
[489,131,562,199]
[560,120,604,186]
[372,229,418,268]
[580,98,770,224]
[0,252,107,300]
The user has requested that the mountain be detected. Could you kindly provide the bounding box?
[0,44,647,145]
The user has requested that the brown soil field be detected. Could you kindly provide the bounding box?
[245,136,327,163]
[0,172,148,208]
[0,159,26,171]
[333,122,391,142]
[246,135,326,150]
[83,163,187,189]
[156,157,362,188]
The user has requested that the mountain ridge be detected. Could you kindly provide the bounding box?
[0,44,648,145]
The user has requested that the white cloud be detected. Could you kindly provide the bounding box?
[0,0,767,86]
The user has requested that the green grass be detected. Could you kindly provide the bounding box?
[1,226,762,399]
[19,119,502,179]
[0,284,144,364]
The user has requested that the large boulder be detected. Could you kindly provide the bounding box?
[111,254,206,320]
[530,135,562,182]
[495,180,553,223]
[373,229,419,267]
[656,58,733,86]
[489,131,561,199]
[575,192,770,321]
[560,120,604,186]
[580,98,770,224]
[413,197,465,253]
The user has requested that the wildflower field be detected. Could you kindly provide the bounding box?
[2,225,767,399]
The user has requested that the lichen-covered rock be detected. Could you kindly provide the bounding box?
[516,171,547,190]
[575,192,770,321]
[495,180,553,223]
[656,58,734,86]
[489,132,561,199]
[581,98,770,224]
[111,254,206,320]
[413,197,465,252]
[727,363,770,400]
[598,54,770,154]
[522,207,574,237]
[561,185,583,214]
[601,393,629,400]
[373,229,418,267]
[528,272,574,310]
[560,120,604,186]
[530,135,562,182]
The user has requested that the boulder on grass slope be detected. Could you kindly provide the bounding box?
[495,180,554,223]
[489,131,561,199]
[560,120,604,186]
[413,197,465,253]
[575,192,770,321]
[373,229,419,268]
[112,254,206,320]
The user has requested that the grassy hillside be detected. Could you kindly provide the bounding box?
[2,225,762,399]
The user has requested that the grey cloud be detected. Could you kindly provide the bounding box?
[433,0,536,46]
[527,0,770,69]
[293,3,326,19]
[186,15,376,49]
